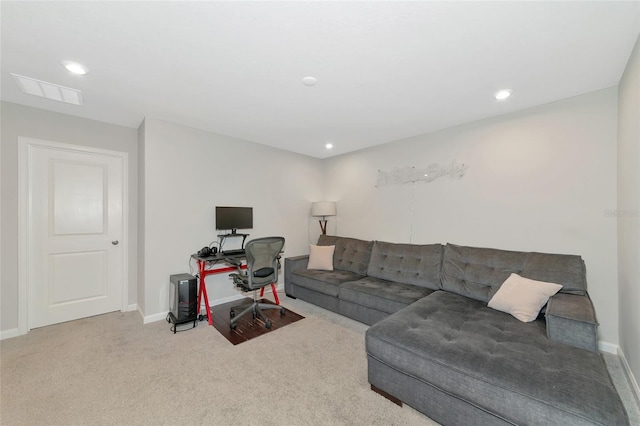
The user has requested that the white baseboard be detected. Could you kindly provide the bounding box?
[143,311,169,324]
[598,341,618,354]
[618,347,640,406]
[140,284,286,324]
[3,304,140,339]
[0,328,22,340]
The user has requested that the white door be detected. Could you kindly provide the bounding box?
[26,141,125,328]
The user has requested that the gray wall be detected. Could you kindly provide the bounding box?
[139,118,324,321]
[0,101,139,332]
[323,88,620,346]
[617,34,640,394]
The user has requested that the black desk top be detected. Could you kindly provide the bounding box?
[191,250,284,262]
[191,252,246,262]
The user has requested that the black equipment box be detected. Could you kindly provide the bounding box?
[167,273,197,333]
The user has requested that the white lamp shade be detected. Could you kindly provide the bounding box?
[311,201,337,217]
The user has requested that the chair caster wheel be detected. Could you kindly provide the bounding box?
[230,322,237,330]
[265,320,272,329]
[230,310,235,318]
[198,314,204,321]
[280,307,286,316]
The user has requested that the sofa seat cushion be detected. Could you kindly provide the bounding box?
[292,269,364,297]
[338,277,433,314]
[340,277,434,314]
[366,291,628,425]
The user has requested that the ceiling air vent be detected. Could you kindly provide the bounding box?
[11,73,83,105]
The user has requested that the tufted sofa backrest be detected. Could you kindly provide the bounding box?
[367,241,443,290]
[317,235,373,276]
[441,243,587,303]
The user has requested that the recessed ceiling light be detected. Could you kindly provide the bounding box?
[325,143,333,149]
[61,61,88,75]
[302,76,317,86]
[495,89,512,100]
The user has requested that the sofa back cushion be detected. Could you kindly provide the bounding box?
[318,235,373,275]
[441,243,587,303]
[519,252,586,295]
[367,241,443,289]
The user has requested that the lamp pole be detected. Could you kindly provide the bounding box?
[319,216,328,235]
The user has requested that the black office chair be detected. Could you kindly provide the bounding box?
[227,236,285,330]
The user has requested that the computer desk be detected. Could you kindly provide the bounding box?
[191,252,245,326]
[190,252,282,327]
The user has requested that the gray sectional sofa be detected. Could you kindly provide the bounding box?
[284,235,629,426]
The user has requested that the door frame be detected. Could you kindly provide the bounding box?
[18,137,129,335]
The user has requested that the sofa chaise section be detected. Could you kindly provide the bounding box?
[365,243,627,425]
[440,243,598,351]
[366,290,628,426]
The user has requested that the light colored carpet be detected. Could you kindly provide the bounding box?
[1,297,639,425]
[0,298,433,426]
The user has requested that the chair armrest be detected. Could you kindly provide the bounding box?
[546,292,598,352]
[284,255,310,297]
[285,255,310,270]
[225,258,243,267]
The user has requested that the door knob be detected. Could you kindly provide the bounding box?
[112,240,119,245]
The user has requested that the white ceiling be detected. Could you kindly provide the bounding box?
[2,1,639,159]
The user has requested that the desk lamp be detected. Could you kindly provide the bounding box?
[311,201,337,235]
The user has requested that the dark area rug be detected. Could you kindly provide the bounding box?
[210,298,304,345]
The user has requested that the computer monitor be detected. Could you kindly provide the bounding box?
[215,206,253,234]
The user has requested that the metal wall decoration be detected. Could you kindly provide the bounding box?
[375,161,468,187]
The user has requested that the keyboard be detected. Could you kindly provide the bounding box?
[223,249,245,256]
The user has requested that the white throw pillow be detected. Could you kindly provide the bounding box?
[488,273,563,322]
[307,245,335,271]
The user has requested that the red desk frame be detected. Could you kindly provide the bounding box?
[194,255,280,326]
